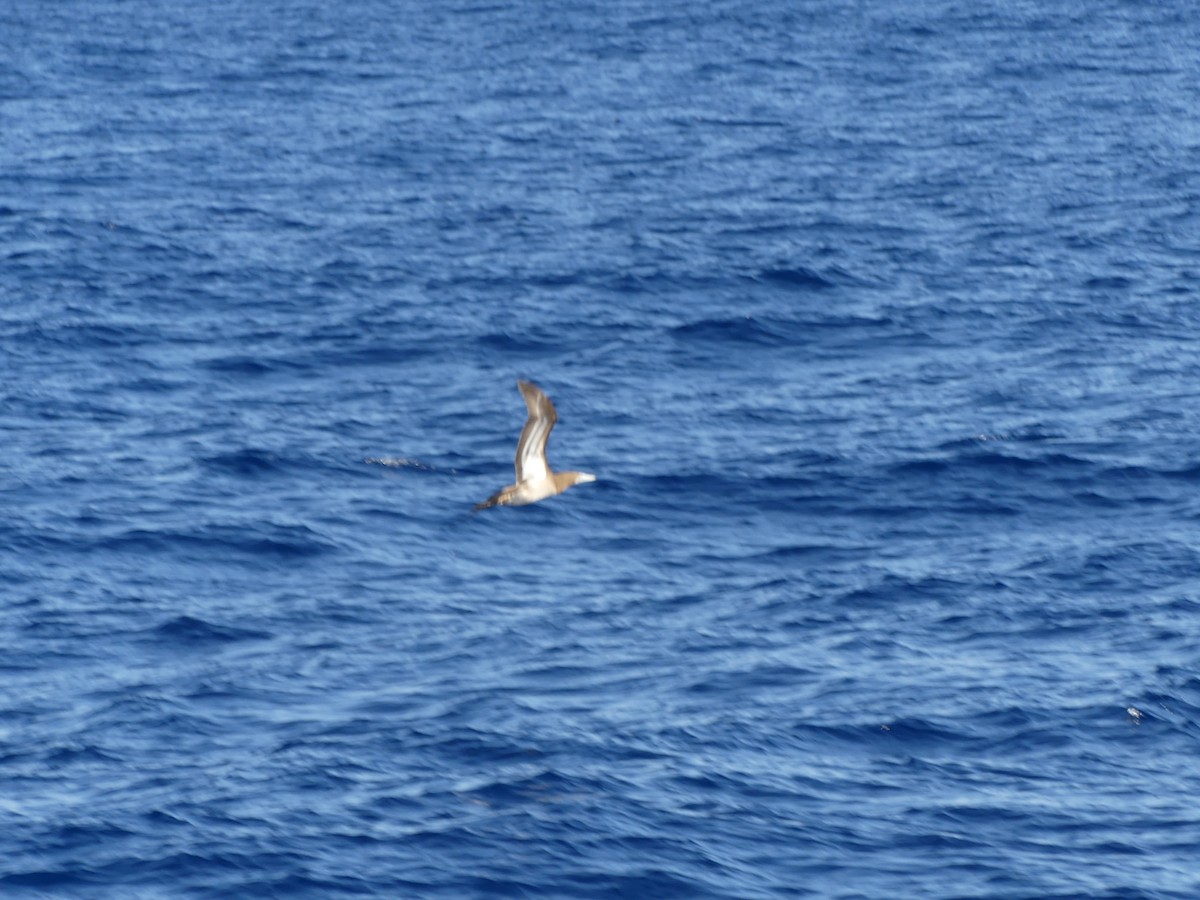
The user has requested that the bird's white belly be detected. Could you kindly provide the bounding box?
[508,477,559,505]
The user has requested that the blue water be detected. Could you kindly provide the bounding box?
[3,0,1200,896]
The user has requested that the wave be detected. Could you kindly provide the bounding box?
[671,316,793,346]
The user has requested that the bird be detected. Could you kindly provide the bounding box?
[475,380,596,510]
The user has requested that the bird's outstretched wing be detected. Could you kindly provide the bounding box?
[514,380,557,483]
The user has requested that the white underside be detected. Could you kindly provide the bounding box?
[506,477,562,506]
[506,473,595,506]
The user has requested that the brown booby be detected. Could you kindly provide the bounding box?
[475,380,596,510]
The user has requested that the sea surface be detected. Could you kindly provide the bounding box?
[3,1,1200,897]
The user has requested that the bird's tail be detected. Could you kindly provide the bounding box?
[474,489,507,511]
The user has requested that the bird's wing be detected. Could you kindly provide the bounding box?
[514,380,557,483]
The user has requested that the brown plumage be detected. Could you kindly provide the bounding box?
[475,380,596,510]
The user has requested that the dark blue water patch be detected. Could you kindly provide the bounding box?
[8,320,162,352]
[670,316,794,346]
[1155,462,1200,481]
[39,742,125,767]
[754,265,837,289]
[837,573,974,609]
[882,448,1125,513]
[93,524,333,562]
[1078,541,1200,586]
[686,664,814,695]
[917,448,1097,476]
[198,448,361,482]
[669,313,902,353]
[0,869,101,892]
[201,448,287,476]
[198,354,312,377]
[1084,275,1135,291]
[747,543,866,562]
[1,524,89,557]
[148,616,271,647]
[874,717,980,751]
[115,374,191,394]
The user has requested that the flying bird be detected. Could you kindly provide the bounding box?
[475,380,595,510]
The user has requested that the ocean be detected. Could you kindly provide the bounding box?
[2,0,1199,896]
